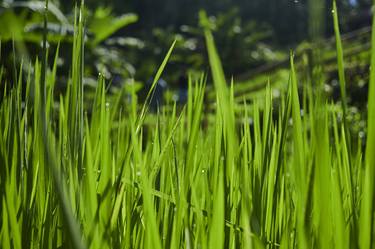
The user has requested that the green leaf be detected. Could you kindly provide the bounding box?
[90,12,138,46]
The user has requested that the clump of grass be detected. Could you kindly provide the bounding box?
[1,1,375,249]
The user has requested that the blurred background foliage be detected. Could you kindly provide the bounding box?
[0,0,373,111]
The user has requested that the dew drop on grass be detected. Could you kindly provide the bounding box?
[247,117,253,125]
[272,89,281,98]
[359,131,365,138]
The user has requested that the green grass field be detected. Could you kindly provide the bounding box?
[1,1,375,249]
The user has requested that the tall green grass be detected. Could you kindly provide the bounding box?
[1,1,375,249]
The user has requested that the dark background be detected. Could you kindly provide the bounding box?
[0,0,372,87]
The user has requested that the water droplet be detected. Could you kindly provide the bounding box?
[248,118,254,125]
[359,131,365,138]
[272,89,281,98]
[288,118,293,125]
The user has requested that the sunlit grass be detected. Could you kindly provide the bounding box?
[1,1,375,249]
